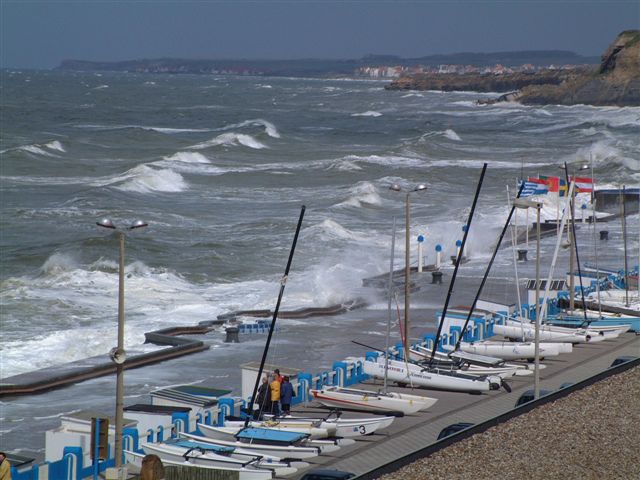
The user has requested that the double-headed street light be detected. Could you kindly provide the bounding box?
[96,218,148,475]
[514,198,543,400]
[389,183,427,359]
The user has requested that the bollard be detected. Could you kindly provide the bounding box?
[451,239,462,265]
[417,235,425,273]
[599,230,608,241]
[431,271,443,284]
[225,326,240,343]
[581,204,587,224]
[517,249,528,262]
[435,244,442,269]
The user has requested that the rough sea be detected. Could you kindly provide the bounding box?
[1,70,639,458]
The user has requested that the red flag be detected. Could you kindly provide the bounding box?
[571,176,594,192]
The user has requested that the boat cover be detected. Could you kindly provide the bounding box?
[236,427,308,443]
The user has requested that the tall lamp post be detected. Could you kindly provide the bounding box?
[96,218,148,476]
[514,198,542,399]
[389,183,427,359]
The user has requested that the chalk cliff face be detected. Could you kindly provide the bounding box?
[518,30,640,106]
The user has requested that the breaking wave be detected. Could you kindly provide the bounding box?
[335,181,382,208]
[90,164,188,193]
[189,133,267,150]
[443,129,462,141]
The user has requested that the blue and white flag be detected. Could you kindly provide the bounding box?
[518,179,549,197]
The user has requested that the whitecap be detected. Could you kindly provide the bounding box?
[93,84,109,90]
[116,165,188,193]
[163,151,211,164]
[189,132,267,150]
[215,118,281,138]
[343,154,424,168]
[443,129,462,141]
[44,140,65,152]
[351,111,382,117]
[18,145,55,156]
[335,182,382,208]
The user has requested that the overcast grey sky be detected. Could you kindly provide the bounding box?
[1,0,638,69]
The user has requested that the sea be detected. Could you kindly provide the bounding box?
[1,70,639,459]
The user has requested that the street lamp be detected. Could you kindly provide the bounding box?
[96,218,148,476]
[389,183,427,359]
[514,198,542,399]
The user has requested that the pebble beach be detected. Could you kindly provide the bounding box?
[378,366,640,480]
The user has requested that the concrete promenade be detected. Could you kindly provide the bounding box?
[288,332,640,479]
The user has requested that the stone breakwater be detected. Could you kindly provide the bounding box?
[378,366,640,480]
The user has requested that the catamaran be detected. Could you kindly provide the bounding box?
[125,449,276,480]
[362,356,506,393]
[140,440,299,476]
[309,384,437,415]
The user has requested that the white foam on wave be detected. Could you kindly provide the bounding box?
[74,123,210,134]
[90,164,188,193]
[351,111,382,117]
[164,151,211,164]
[342,154,425,168]
[93,84,109,90]
[326,159,363,171]
[45,140,66,152]
[443,129,462,141]
[568,141,639,171]
[5,140,65,157]
[189,132,267,150]
[335,181,382,208]
[401,93,424,98]
[117,165,187,192]
[216,118,281,138]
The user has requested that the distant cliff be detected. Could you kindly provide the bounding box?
[385,31,640,106]
[518,30,640,106]
[385,69,583,93]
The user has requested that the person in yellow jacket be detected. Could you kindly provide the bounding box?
[269,374,281,416]
[0,452,11,480]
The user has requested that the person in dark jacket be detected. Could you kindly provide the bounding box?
[255,376,270,418]
[280,376,295,415]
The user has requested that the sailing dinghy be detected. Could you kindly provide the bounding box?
[309,385,437,415]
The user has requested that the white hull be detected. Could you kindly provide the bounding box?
[409,348,531,377]
[125,450,275,480]
[310,385,436,415]
[181,432,325,459]
[274,412,396,432]
[496,322,605,344]
[363,358,501,393]
[458,341,570,360]
[140,442,297,476]
[224,419,338,438]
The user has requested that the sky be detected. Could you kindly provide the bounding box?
[1,0,638,69]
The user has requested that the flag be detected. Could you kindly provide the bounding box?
[571,176,594,193]
[518,179,549,197]
[540,175,567,196]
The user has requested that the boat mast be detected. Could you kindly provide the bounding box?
[384,217,397,392]
[621,186,630,307]
[453,181,524,352]
[429,163,487,364]
[589,155,603,318]
[245,206,306,425]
